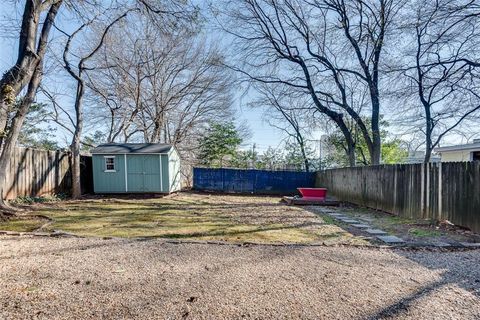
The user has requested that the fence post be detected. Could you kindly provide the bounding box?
[420,163,424,216]
[438,162,442,221]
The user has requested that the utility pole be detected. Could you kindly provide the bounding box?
[319,139,322,171]
[314,136,326,170]
[251,143,257,169]
[313,139,322,171]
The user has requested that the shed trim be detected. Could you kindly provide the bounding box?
[93,153,169,155]
[124,154,128,192]
[103,156,116,172]
[159,154,163,192]
[435,142,480,153]
[91,143,172,154]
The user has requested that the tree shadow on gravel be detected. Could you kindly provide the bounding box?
[301,205,480,318]
[365,249,480,319]
[0,237,123,261]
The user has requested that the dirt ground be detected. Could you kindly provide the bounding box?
[1,235,479,319]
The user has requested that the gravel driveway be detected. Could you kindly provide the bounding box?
[1,236,479,319]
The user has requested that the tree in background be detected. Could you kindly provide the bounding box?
[61,10,130,199]
[395,0,480,162]
[256,147,285,170]
[83,8,234,181]
[283,142,316,171]
[230,148,258,169]
[18,103,60,151]
[220,0,403,166]
[381,139,409,164]
[198,122,242,167]
[255,85,315,172]
[324,118,408,166]
[81,131,106,153]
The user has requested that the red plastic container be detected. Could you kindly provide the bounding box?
[297,188,327,201]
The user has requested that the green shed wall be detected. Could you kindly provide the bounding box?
[93,153,173,193]
[92,154,126,193]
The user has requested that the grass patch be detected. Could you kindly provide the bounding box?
[319,214,337,225]
[1,193,367,245]
[408,228,442,238]
[0,218,45,232]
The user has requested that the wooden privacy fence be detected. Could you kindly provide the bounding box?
[316,162,480,233]
[2,147,93,199]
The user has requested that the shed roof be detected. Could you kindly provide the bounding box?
[435,142,480,153]
[91,143,173,154]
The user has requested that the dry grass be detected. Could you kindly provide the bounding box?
[1,193,367,245]
[0,218,45,232]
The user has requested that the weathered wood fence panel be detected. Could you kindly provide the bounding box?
[2,147,74,199]
[2,147,104,199]
[316,162,480,233]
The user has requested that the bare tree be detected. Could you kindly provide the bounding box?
[255,85,314,171]
[0,0,63,213]
[220,0,402,165]
[86,19,234,169]
[397,0,480,162]
[59,11,130,199]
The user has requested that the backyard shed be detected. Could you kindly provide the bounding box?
[91,143,181,194]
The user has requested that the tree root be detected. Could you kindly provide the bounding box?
[0,202,21,221]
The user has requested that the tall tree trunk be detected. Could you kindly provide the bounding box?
[298,138,309,172]
[63,12,129,198]
[424,114,434,163]
[0,0,42,144]
[70,80,84,199]
[370,93,382,165]
[337,119,356,167]
[0,64,44,210]
[0,0,62,212]
[347,144,356,168]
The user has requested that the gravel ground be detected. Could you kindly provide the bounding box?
[1,235,479,319]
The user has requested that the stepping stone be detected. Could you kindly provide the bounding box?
[460,242,480,248]
[377,235,405,244]
[351,224,371,229]
[340,219,360,224]
[433,242,452,247]
[365,229,388,235]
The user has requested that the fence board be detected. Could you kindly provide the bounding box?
[2,147,93,199]
[316,162,480,233]
[193,167,316,194]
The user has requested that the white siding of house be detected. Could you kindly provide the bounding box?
[440,150,474,162]
[168,148,182,192]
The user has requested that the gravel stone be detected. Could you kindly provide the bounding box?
[1,235,479,319]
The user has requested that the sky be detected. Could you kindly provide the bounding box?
[0,1,289,153]
[0,1,474,156]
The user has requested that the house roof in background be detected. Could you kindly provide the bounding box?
[91,143,173,154]
[435,142,480,153]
